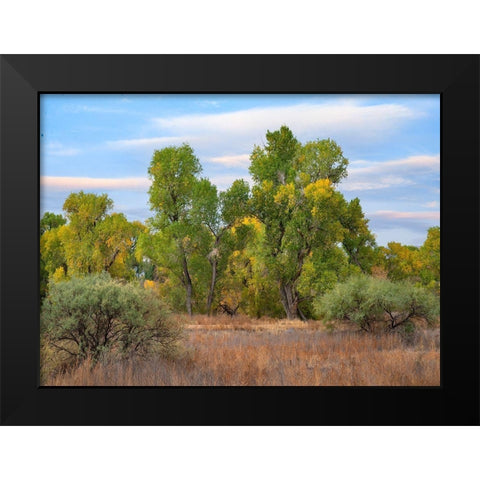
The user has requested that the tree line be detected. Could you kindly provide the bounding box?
[40,126,440,320]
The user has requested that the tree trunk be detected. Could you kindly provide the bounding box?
[206,257,217,316]
[182,255,193,316]
[206,237,221,316]
[279,283,300,320]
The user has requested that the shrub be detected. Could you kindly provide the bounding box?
[315,275,439,333]
[41,273,182,364]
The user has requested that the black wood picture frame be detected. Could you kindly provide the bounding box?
[1,55,478,425]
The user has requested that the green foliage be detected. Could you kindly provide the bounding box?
[220,179,251,225]
[295,138,349,185]
[148,144,201,226]
[297,246,352,318]
[63,191,113,230]
[341,198,377,273]
[418,226,440,293]
[250,126,300,186]
[40,211,66,235]
[41,273,181,363]
[316,275,439,333]
[146,144,204,315]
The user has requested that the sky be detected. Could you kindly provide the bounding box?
[40,94,440,247]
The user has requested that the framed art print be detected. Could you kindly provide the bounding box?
[1,55,478,425]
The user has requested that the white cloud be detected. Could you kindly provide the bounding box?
[424,200,439,208]
[153,102,418,141]
[106,136,187,149]
[99,100,427,166]
[340,154,439,192]
[371,210,440,221]
[138,100,424,158]
[206,154,251,167]
[41,176,151,191]
[341,176,415,192]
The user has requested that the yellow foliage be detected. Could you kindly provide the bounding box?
[241,216,262,233]
[52,266,67,282]
[274,183,296,207]
[304,178,332,202]
[144,279,157,291]
[261,180,274,192]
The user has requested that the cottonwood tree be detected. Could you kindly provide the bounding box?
[249,126,351,319]
[145,144,203,315]
[191,178,250,315]
[40,192,142,286]
[61,191,141,278]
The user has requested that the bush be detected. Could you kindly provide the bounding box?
[315,275,439,333]
[41,273,182,365]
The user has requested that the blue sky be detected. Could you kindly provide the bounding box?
[40,94,440,246]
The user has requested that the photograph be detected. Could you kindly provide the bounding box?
[39,93,441,387]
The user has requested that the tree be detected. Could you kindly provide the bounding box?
[191,178,250,314]
[341,198,377,273]
[62,191,141,278]
[249,126,350,319]
[61,191,112,274]
[146,144,202,315]
[41,273,181,364]
[40,191,143,292]
[316,275,439,333]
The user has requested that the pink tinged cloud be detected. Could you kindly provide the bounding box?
[41,176,151,191]
[372,210,440,221]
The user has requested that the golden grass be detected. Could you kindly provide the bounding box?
[43,315,440,387]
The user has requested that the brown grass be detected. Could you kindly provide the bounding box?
[43,315,440,387]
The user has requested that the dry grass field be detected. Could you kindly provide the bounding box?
[43,314,440,386]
